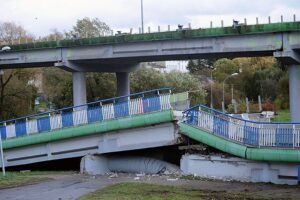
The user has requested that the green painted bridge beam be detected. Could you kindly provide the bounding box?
[179,123,300,162]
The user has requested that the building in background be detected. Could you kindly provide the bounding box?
[141,61,188,73]
[163,61,188,73]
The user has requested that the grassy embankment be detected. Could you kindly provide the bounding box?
[0,171,71,189]
[79,182,267,200]
[272,109,290,122]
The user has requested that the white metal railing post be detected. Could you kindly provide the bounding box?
[25,117,28,136]
[258,124,261,148]
[293,124,295,148]
[0,136,5,176]
[157,90,162,111]
[128,97,131,116]
[277,124,280,147]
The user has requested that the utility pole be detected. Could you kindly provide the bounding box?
[0,137,5,176]
[210,68,215,108]
[231,84,234,101]
[141,0,144,33]
[222,73,238,113]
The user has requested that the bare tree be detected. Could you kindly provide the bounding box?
[0,22,38,120]
[0,21,34,45]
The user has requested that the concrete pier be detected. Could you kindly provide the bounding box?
[289,65,300,122]
[116,72,130,97]
[73,72,87,106]
[181,154,299,185]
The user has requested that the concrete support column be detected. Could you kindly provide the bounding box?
[289,65,300,122]
[116,72,130,97]
[72,72,87,106]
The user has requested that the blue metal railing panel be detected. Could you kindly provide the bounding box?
[182,104,300,149]
[275,128,293,147]
[213,116,229,138]
[114,101,129,118]
[186,110,198,126]
[0,88,173,140]
[0,126,6,140]
[15,121,27,137]
[0,88,172,125]
[37,116,51,133]
[143,96,161,113]
[244,126,259,146]
[186,104,300,125]
[87,106,103,123]
[62,111,73,128]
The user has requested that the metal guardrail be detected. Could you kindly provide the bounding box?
[0,88,188,140]
[1,22,300,52]
[183,104,300,148]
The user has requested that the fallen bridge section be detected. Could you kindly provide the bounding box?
[0,89,188,167]
[180,104,300,162]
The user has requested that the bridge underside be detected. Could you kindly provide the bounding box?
[3,122,179,167]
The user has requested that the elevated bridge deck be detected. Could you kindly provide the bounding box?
[3,22,300,52]
[0,21,299,70]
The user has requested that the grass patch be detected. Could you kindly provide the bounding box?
[272,109,290,122]
[79,182,267,200]
[0,171,72,189]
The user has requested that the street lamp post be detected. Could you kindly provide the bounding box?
[0,67,4,176]
[0,136,5,176]
[0,46,9,176]
[140,0,144,33]
[210,68,216,108]
[222,73,238,113]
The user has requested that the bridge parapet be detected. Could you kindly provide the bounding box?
[1,22,299,52]
[183,104,300,149]
[0,88,188,141]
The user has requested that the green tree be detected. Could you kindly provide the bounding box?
[164,71,206,105]
[0,69,37,120]
[213,58,239,82]
[130,67,166,93]
[0,22,37,120]
[131,67,206,106]
[42,68,72,108]
[65,17,111,38]
[86,72,116,101]
[187,59,215,75]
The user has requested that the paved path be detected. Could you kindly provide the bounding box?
[0,174,122,200]
[1,173,300,200]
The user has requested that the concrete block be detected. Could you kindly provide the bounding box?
[80,154,109,175]
[180,154,299,185]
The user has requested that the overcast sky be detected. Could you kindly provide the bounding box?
[1,0,299,36]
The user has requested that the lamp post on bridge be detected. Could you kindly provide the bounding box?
[0,46,10,176]
[140,0,144,33]
[222,73,238,113]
